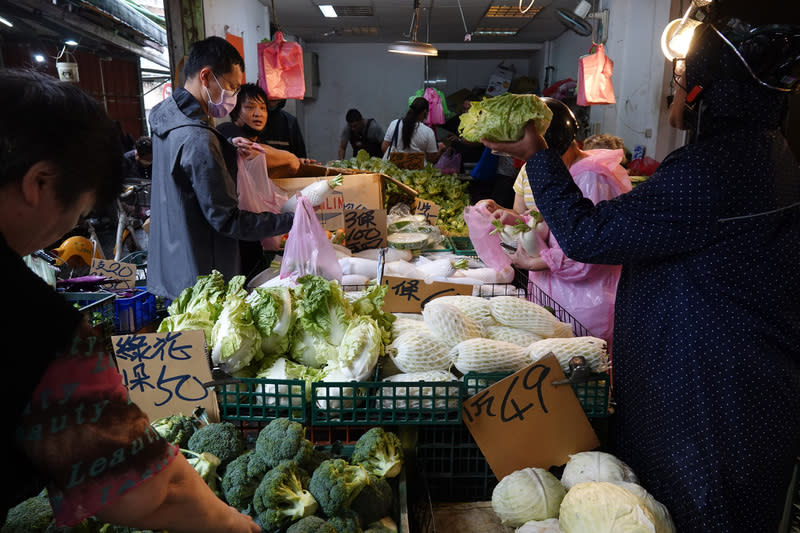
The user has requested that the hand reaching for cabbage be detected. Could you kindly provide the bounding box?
[481,120,550,162]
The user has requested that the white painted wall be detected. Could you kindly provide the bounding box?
[203,0,271,84]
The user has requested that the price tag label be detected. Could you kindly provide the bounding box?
[344,208,387,253]
[413,197,441,226]
[462,355,599,480]
[90,258,137,290]
[382,276,473,313]
[111,330,219,422]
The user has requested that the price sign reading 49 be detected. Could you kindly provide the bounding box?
[462,355,599,480]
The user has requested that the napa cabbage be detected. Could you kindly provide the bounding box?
[247,286,295,357]
[211,276,261,373]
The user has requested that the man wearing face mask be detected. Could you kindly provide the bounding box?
[258,98,309,158]
[147,36,294,300]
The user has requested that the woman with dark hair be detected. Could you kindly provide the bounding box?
[382,97,444,163]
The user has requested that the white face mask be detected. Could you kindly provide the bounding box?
[205,72,237,118]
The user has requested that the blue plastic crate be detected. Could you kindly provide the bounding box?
[63,291,116,349]
[114,288,156,333]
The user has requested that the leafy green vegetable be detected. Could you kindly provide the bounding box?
[246,286,295,357]
[211,280,262,373]
[167,269,227,321]
[458,93,553,143]
[156,310,215,347]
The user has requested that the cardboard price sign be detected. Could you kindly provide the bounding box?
[462,355,599,480]
[90,258,137,290]
[345,208,387,252]
[111,330,219,422]
[413,197,441,226]
[382,276,473,313]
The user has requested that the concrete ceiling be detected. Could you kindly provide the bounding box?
[269,0,594,45]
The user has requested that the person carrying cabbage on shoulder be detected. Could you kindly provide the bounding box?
[477,98,631,347]
[481,1,800,531]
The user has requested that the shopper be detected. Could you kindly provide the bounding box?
[480,99,631,344]
[482,1,800,530]
[382,97,445,163]
[259,98,309,158]
[122,136,153,181]
[338,108,385,159]
[0,68,258,532]
[147,36,294,300]
[217,82,305,177]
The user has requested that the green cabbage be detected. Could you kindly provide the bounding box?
[458,93,553,142]
[609,482,676,533]
[491,467,565,527]
[211,282,261,373]
[247,286,295,357]
[560,451,639,490]
[558,481,659,533]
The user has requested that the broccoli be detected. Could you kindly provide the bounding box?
[150,413,197,448]
[182,448,222,494]
[2,493,53,532]
[255,418,314,469]
[186,421,244,469]
[363,517,398,533]
[308,458,370,517]
[221,451,270,511]
[351,475,392,526]
[326,511,362,533]
[286,516,336,533]
[252,461,318,531]
[350,428,403,479]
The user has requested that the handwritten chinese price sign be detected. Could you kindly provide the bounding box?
[344,208,387,252]
[90,258,137,290]
[381,276,472,313]
[413,197,441,226]
[462,355,599,479]
[112,330,219,422]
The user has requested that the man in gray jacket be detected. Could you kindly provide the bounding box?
[148,37,293,299]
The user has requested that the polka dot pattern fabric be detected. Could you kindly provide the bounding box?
[526,104,800,531]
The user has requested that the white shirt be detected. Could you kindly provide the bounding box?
[383,119,437,153]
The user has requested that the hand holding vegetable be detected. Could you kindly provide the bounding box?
[482,120,549,162]
[281,174,344,213]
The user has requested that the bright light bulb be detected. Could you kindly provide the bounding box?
[34,54,46,63]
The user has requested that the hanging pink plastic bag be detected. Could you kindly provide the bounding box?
[577,44,616,106]
[280,195,343,282]
[257,32,305,100]
[237,152,289,250]
[463,205,512,271]
[423,87,445,127]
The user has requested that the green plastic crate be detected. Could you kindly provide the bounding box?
[449,236,477,256]
[310,379,463,426]
[463,371,611,418]
[414,423,498,501]
[217,377,307,424]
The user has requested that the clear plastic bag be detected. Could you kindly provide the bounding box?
[237,152,289,250]
[463,204,512,271]
[279,195,343,282]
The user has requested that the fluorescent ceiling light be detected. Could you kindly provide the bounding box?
[34,54,45,63]
[319,5,337,18]
[65,39,79,46]
[387,40,438,56]
[0,15,13,27]
[473,29,519,36]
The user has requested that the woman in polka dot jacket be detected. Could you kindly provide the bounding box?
[484,2,800,532]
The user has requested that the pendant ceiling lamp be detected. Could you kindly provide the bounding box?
[388,0,438,56]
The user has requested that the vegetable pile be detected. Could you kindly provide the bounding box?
[329,150,470,236]
[158,271,395,400]
[491,451,676,533]
[385,295,609,377]
[3,418,403,533]
[458,93,553,143]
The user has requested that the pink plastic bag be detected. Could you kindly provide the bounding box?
[280,195,343,282]
[577,44,616,106]
[257,32,305,100]
[463,205,512,271]
[237,152,289,250]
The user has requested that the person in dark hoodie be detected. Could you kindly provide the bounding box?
[483,1,800,531]
[148,36,293,299]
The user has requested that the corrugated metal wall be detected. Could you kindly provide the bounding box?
[2,44,144,140]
